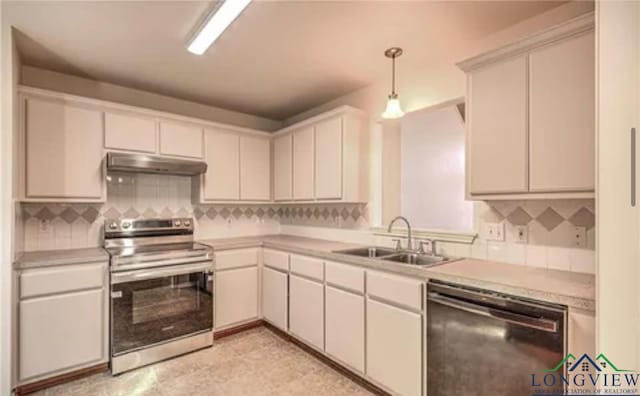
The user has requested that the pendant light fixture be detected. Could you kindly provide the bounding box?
[382,47,405,119]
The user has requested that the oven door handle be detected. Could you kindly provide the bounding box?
[111,261,213,284]
[427,292,558,333]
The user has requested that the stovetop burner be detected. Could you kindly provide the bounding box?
[103,218,213,272]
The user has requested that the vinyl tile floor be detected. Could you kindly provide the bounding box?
[32,327,376,396]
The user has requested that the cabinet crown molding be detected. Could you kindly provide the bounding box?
[274,106,367,136]
[457,11,594,72]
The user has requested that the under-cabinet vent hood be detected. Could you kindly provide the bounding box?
[106,152,207,176]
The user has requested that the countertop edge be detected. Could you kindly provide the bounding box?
[199,237,595,311]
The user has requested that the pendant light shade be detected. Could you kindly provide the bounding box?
[382,47,404,119]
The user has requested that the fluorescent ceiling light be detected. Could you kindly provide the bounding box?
[187,0,252,55]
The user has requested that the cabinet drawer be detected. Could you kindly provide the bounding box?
[290,255,324,281]
[325,261,364,294]
[263,249,289,271]
[20,263,106,299]
[215,248,258,270]
[367,270,423,311]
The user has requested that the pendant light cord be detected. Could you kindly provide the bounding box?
[391,56,396,95]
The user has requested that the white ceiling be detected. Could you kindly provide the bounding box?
[6,1,563,120]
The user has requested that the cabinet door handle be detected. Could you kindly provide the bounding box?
[632,127,637,207]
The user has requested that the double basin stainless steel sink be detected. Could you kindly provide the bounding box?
[332,246,453,267]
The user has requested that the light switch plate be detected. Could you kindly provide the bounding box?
[574,226,587,248]
[486,222,505,241]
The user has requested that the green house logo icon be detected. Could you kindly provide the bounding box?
[546,353,630,373]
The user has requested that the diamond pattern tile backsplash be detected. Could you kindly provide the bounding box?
[21,173,370,251]
[476,199,595,249]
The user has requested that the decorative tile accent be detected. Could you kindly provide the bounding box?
[220,208,231,220]
[123,208,140,219]
[206,208,218,220]
[35,207,56,221]
[143,208,158,218]
[81,207,100,223]
[480,199,596,250]
[568,207,595,230]
[60,207,80,224]
[104,207,121,220]
[506,207,532,226]
[536,207,565,231]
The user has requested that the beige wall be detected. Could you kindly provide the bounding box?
[21,66,283,132]
[284,1,594,125]
[1,17,20,394]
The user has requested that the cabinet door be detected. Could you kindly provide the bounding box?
[240,136,271,200]
[314,116,343,199]
[25,98,104,200]
[262,267,288,331]
[325,286,364,373]
[19,289,105,380]
[159,121,203,158]
[292,127,315,200]
[104,112,157,153]
[468,55,528,195]
[366,299,422,396]
[289,275,324,350]
[529,32,595,192]
[274,134,293,201]
[215,267,258,329]
[203,129,240,200]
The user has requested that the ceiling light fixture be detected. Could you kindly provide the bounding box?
[187,0,253,55]
[382,47,405,119]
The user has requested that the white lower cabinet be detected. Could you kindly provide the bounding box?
[366,298,422,396]
[19,289,106,381]
[215,267,259,329]
[325,286,365,373]
[262,266,288,331]
[289,274,324,350]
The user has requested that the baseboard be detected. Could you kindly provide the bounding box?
[15,321,389,396]
[262,322,390,396]
[214,319,264,340]
[15,362,109,396]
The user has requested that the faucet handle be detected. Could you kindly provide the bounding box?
[419,240,436,256]
[391,238,403,251]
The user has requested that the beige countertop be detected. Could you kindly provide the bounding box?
[14,247,109,270]
[200,235,596,311]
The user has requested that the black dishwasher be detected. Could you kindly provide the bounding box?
[427,281,567,396]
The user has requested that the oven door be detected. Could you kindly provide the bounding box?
[111,261,213,356]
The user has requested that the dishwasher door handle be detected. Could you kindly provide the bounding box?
[428,293,558,333]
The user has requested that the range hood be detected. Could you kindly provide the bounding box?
[106,152,207,176]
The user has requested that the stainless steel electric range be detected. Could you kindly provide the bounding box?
[104,218,214,375]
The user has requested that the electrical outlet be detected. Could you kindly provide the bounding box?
[574,226,586,248]
[38,219,50,233]
[515,225,528,243]
[486,222,505,241]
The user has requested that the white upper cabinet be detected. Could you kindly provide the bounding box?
[240,136,271,201]
[529,31,595,192]
[24,97,104,201]
[202,128,240,201]
[314,116,343,199]
[467,55,528,195]
[104,112,157,153]
[293,127,315,200]
[159,121,204,159]
[459,14,595,200]
[273,134,293,201]
[276,107,368,203]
